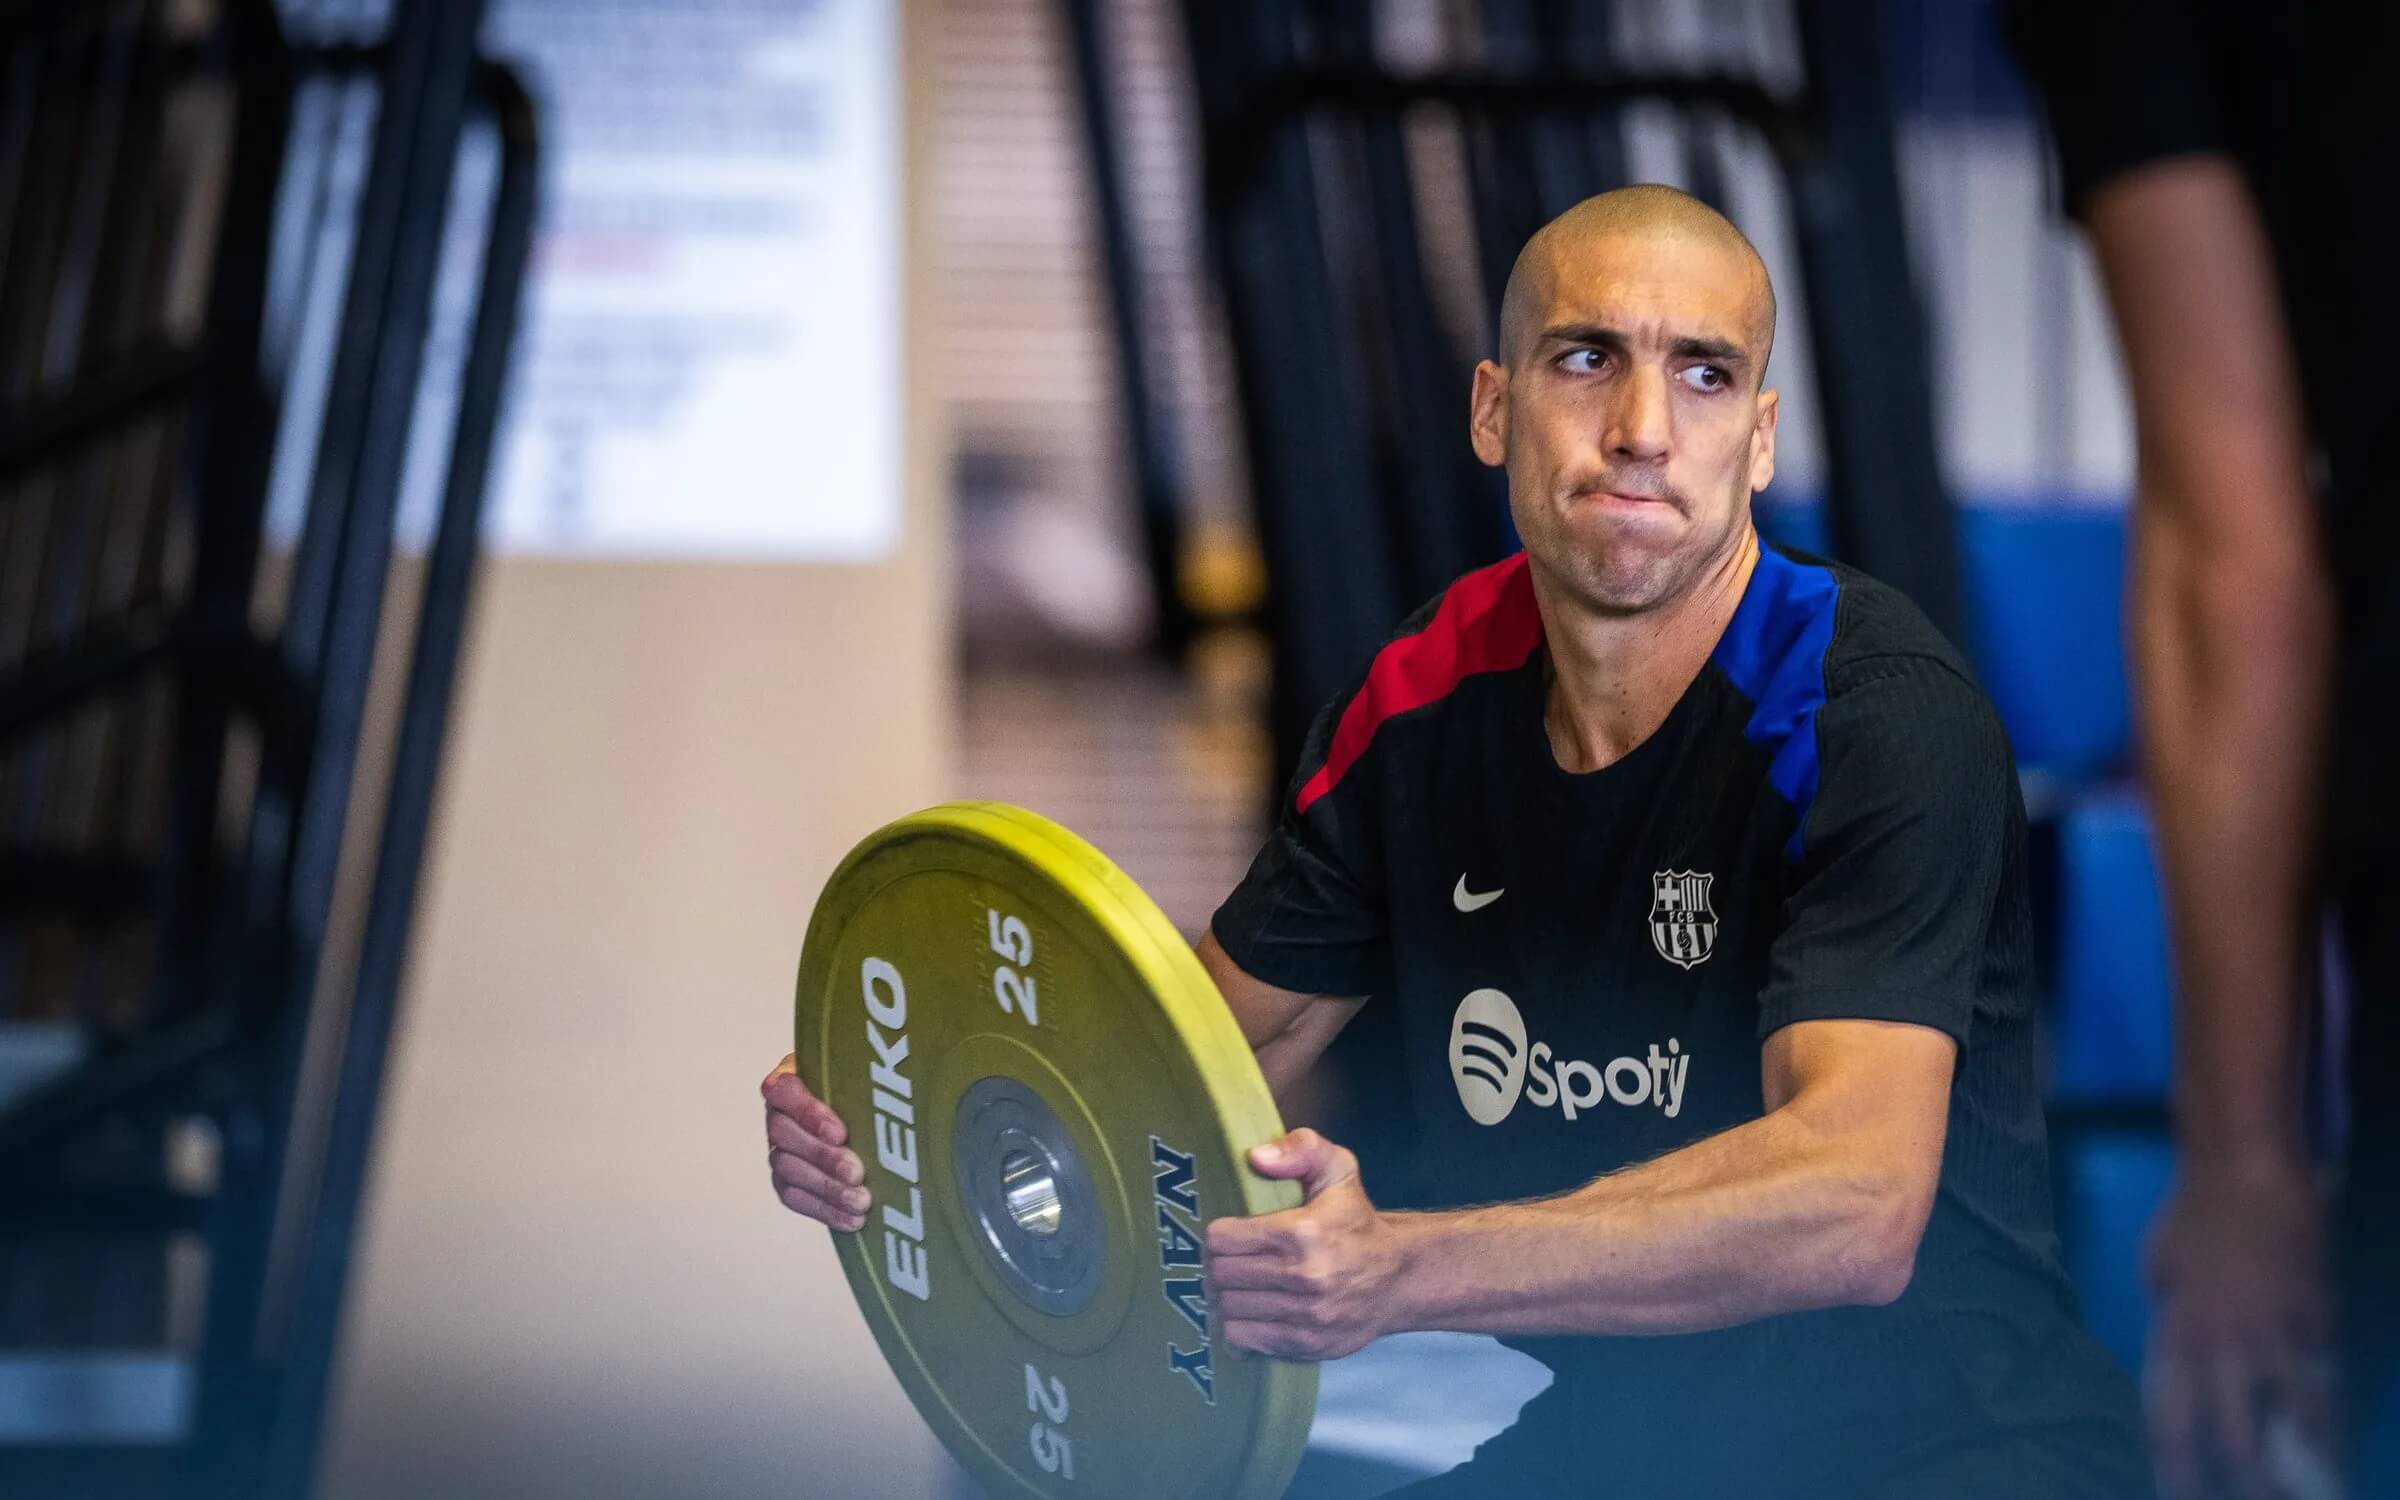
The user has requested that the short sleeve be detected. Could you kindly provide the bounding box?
[1209,689,1392,999]
[2002,0,2229,216]
[1756,656,2017,1046]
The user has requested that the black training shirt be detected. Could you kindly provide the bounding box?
[1214,544,2149,1494]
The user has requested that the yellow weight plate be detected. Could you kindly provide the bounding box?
[795,802,1317,1499]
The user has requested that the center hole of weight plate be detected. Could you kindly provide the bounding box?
[999,1148,1063,1238]
[954,1076,1100,1315]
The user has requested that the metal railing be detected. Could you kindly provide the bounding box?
[0,1,537,1494]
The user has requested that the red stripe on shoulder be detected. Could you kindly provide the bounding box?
[1295,553,1542,815]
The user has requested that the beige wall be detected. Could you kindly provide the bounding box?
[316,13,959,1497]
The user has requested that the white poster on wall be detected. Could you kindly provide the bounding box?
[478,0,902,560]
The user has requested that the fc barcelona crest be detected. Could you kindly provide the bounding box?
[1649,870,1717,970]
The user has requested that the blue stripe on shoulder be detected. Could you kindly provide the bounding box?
[1712,546,1840,860]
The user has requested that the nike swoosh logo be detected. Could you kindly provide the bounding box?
[1452,875,1504,913]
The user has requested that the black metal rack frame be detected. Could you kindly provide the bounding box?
[0,1,538,1495]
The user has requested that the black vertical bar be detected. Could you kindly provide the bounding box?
[0,11,82,410]
[1785,0,1961,639]
[256,67,534,1500]
[166,5,297,1489]
[1680,112,1732,212]
[0,29,46,343]
[1485,0,1598,213]
[191,0,483,1492]
[155,0,294,1025]
[1674,0,1737,210]
[271,0,476,1004]
[31,0,161,869]
[1464,0,1562,324]
[250,0,484,1429]
[0,12,89,883]
[1058,0,1194,657]
[276,15,458,685]
[1555,0,1629,194]
[1329,0,1496,599]
[1185,0,1404,794]
[159,0,292,1019]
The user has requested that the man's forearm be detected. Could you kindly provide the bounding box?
[2083,158,2332,1168]
[2133,509,2329,1161]
[1381,1104,1930,1338]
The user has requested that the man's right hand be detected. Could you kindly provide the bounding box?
[763,1053,871,1232]
[2142,1151,2334,1499]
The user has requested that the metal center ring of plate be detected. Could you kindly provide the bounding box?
[951,1075,1102,1317]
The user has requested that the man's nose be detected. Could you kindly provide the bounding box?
[1606,366,1671,464]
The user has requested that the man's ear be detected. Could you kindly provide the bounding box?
[1748,385,1779,495]
[1469,359,1508,467]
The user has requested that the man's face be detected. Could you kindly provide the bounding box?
[1470,229,1778,615]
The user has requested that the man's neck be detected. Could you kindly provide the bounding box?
[1534,527,1761,774]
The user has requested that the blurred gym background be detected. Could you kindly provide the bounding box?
[0,0,2181,1495]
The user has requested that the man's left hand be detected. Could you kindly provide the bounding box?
[1206,1128,1404,1361]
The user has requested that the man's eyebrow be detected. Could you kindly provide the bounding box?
[1536,322,1625,348]
[1670,335,1747,365]
[1535,323,1752,366]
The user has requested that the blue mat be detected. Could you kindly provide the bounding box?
[1755,497,2132,776]
[2058,1130,2177,1376]
[2050,787,2174,1102]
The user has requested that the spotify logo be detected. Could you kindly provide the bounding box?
[1447,988,1693,1126]
[1448,988,1529,1125]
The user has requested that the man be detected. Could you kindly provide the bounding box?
[2007,6,2400,1494]
[765,186,2149,1496]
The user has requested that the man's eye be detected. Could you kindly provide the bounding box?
[1559,349,1609,374]
[1680,364,1728,392]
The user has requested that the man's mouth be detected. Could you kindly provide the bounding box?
[1573,486,1675,508]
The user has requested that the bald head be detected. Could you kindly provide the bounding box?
[1497,185,1776,380]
